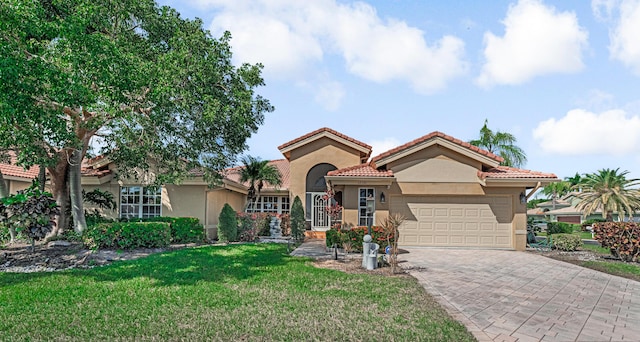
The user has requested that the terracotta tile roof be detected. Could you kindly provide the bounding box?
[371,131,503,164]
[527,208,545,216]
[224,159,290,190]
[327,163,394,177]
[479,166,557,179]
[0,153,40,179]
[277,127,372,151]
[81,167,112,177]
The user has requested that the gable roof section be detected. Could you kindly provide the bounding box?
[327,163,394,178]
[371,131,503,168]
[478,166,557,180]
[278,127,372,162]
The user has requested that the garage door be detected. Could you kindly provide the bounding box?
[391,196,513,248]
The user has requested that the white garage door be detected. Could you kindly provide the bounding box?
[391,196,513,248]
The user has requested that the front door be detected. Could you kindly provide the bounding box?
[311,192,330,230]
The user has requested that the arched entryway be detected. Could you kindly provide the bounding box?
[306,163,337,230]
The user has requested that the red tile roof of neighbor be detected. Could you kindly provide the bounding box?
[478,166,557,179]
[327,163,394,177]
[277,127,372,151]
[371,131,504,164]
[0,153,40,179]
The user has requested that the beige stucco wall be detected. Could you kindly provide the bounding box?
[288,137,365,211]
[385,146,483,174]
[163,184,207,222]
[393,156,479,183]
[7,179,32,194]
[338,184,390,228]
[205,189,245,239]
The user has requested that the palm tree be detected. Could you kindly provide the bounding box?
[238,156,282,211]
[542,181,571,210]
[564,172,582,192]
[469,119,527,168]
[574,168,640,221]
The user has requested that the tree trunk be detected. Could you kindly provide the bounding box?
[0,170,16,243]
[38,165,46,191]
[47,157,70,238]
[69,149,87,234]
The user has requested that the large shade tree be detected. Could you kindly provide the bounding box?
[0,0,273,235]
[238,156,282,211]
[574,168,640,221]
[469,119,527,168]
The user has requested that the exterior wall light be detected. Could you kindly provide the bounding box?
[520,192,526,204]
[380,192,386,203]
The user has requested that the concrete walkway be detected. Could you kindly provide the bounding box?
[400,249,640,342]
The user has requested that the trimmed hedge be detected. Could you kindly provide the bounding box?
[134,217,204,243]
[83,222,171,249]
[326,226,394,252]
[593,222,640,262]
[552,234,583,251]
[547,222,579,235]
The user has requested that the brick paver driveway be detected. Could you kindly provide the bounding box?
[400,249,640,342]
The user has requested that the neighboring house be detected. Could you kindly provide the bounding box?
[0,153,41,194]
[0,127,559,250]
[531,194,640,223]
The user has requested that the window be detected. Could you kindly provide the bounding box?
[246,196,290,214]
[120,186,162,219]
[358,188,375,226]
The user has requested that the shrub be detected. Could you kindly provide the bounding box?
[290,196,305,241]
[280,214,291,236]
[83,222,171,249]
[325,228,342,247]
[553,234,583,251]
[134,217,204,243]
[168,217,204,243]
[218,204,238,243]
[256,213,272,236]
[0,184,60,245]
[85,210,115,227]
[236,213,259,242]
[325,226,395,252]
[547,222,577,235]
[593,222,640,262]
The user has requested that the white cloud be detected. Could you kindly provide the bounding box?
[201,0,467,95]
[592,0,619,21]
[368,137,402,158]
[532,109,640,155]
[313,80,346,112]
[609,0,640,74]
[477,0,589,87]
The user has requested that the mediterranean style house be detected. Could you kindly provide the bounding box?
[2,127,558,251]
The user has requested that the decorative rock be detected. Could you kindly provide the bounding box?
[48,240,72,248]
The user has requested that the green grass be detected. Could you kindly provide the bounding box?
[580,243,610,255]
[581,261,640,281]
[0,244,473,341]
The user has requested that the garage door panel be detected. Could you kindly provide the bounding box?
[393,196,513,249]
[434,208,448,217]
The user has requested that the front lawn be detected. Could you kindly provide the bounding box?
[0,244,474,341]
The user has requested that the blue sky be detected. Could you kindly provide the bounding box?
[157,0,640,180]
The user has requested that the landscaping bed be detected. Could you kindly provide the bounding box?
[531,245,640,282]
[0,240,197,273]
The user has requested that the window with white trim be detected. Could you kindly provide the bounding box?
[120,186,162,219]
[358,188,375,226]
[247,196,290,214]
